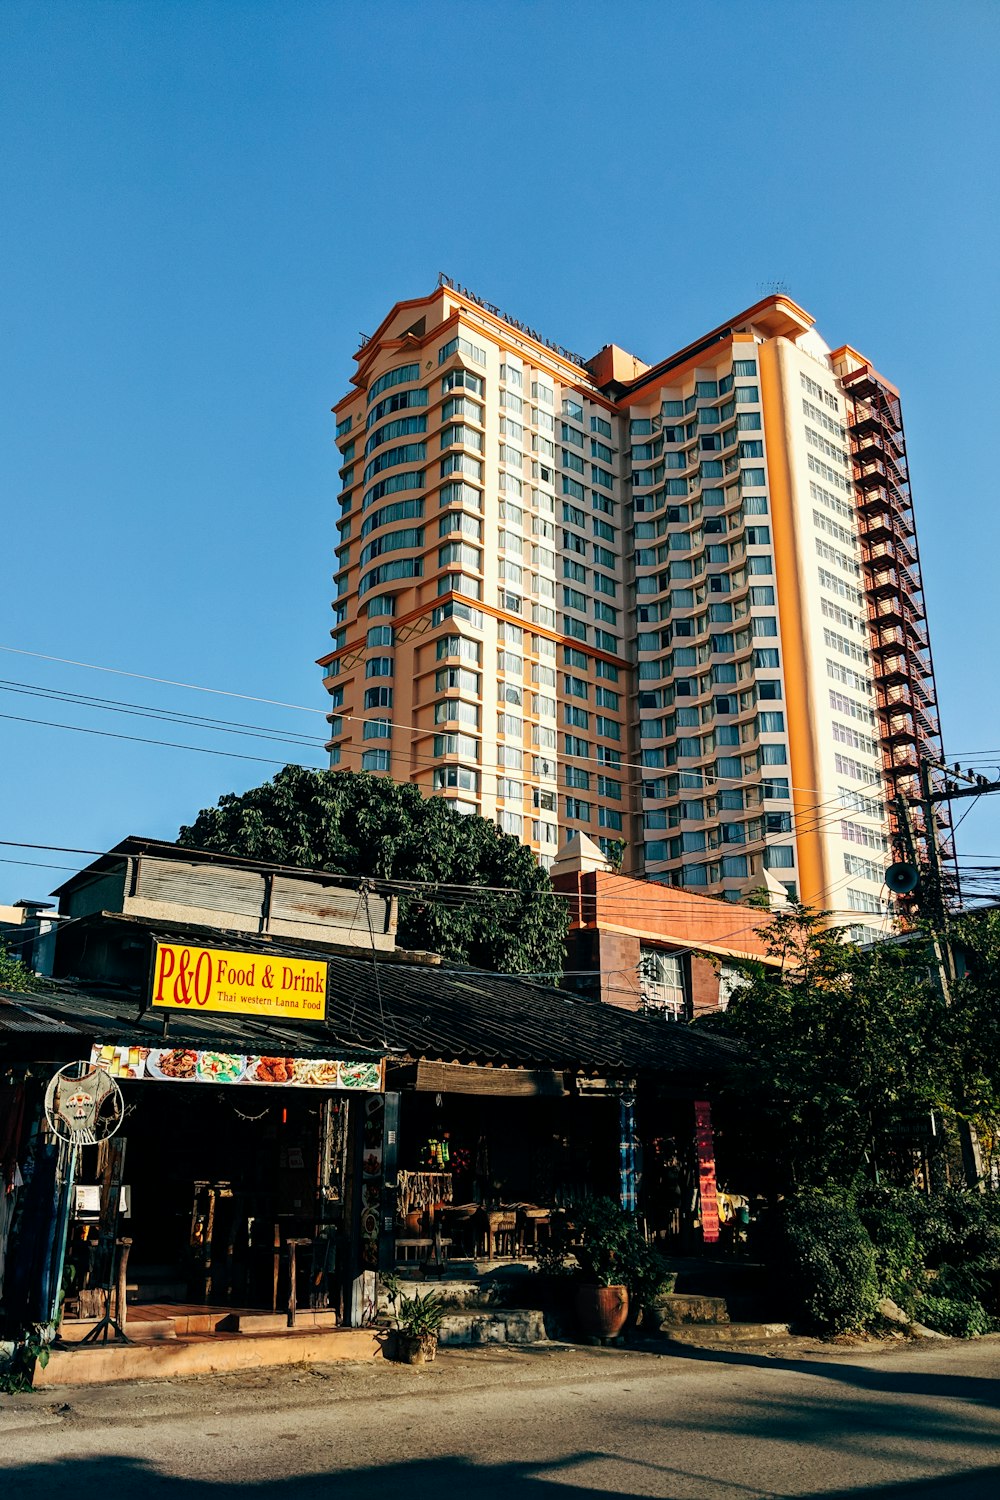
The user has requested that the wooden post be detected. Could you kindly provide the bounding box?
[115,1238,132,1332]
[272,1222,281,1314]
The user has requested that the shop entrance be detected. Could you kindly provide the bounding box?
[394,1090,620,1264]
[65,1080,352,1323]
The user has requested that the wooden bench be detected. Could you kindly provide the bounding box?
[394,1237,452,1263]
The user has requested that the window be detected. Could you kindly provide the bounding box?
[566,766,591,789]
[438,541,481,571]
[367,364,420,404]
[441,368,484,396]
[440,453,482,481]
[362,443,427,487]
[436,698,479,727]
[361,749,391,772]
[439,572,482,600]
[565,734,590,757]
[363,686,392,710]
[565,704,590,729]
[437,634,481,664]
[438,335,486,366]
[764,845,795,869]
[433,765,478,793]
[436,666,479,694]
[439,512,482,542]
[366,656,393,678]
[433,732,478,759]
[599,807,623,831]
[565,797,591,821]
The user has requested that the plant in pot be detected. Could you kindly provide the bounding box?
[381,1278,446,1365]
[571,1198,636,1342]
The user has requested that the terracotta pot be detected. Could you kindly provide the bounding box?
[397,1332,438,1365]
[575,1283,629,1340]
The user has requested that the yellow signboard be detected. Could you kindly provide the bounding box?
[151,942,327,1021]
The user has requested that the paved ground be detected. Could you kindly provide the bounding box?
[2,1334,999,1498]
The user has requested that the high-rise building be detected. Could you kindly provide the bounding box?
[321,278,944,930]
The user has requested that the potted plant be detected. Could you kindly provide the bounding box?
[570,1198,635,1341]
[381,1277,446,1365]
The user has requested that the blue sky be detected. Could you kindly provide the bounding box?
[2,1,999,903]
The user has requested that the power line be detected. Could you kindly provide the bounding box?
[0,638,892,800]
[0,710,327,770]
[0,645,329,715]
[0,678,323,748]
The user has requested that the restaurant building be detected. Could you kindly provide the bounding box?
[0,837,748,1382]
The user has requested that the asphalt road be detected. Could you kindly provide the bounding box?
[2,1337,999,1498]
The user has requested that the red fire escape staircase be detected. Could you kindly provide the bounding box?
[842,367,954,896]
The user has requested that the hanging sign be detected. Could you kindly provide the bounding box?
[44,1061,124,1145]
[693,1099,720,1245]
[90,1043,383,1092]
[151,941,328,1021]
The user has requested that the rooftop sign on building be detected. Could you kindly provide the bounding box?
[151,940,328,1022]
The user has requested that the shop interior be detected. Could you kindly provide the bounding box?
[65,1081,352,1323]
[393,1089,702,1264]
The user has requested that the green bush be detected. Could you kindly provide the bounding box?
[917,1295,993,1339]
[773,1191,880,1333]
[906,1190,1000,1268]
[858,1199,925,1313]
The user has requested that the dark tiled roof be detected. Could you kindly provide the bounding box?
[9,915,741,1080]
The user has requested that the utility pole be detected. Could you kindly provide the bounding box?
[911,759,1000,1190]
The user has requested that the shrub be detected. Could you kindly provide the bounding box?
[773,1191,880,1333]
[917,1295,993,1339]
[858,1200,924,1313]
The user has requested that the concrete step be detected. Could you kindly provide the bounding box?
[662,1321,791,1345]
[35,1326,381,1388]
[653,1294,731,1327]
[437,1308,547,1347]
[227,1310,339,1334]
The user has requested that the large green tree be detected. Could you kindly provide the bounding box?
[178,766,567,975]
[699,907,959,1194]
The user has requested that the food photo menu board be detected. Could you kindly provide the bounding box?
[90,1042,383,1092]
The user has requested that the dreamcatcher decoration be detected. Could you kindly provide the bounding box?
[44,1061,124,1146]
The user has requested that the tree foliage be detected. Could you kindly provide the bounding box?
[178,766,567,976]
[0,941,40,993]
[699,906,955,1193]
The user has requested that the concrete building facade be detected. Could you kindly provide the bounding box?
[321,280,943,934]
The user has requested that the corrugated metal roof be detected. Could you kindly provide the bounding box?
[8,915,742,1079]
[0,991,81,1034]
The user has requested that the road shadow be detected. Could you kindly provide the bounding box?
[0,1453,650,1500]
[651,1339,1000,1408]
[5,1450,1000,1499]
